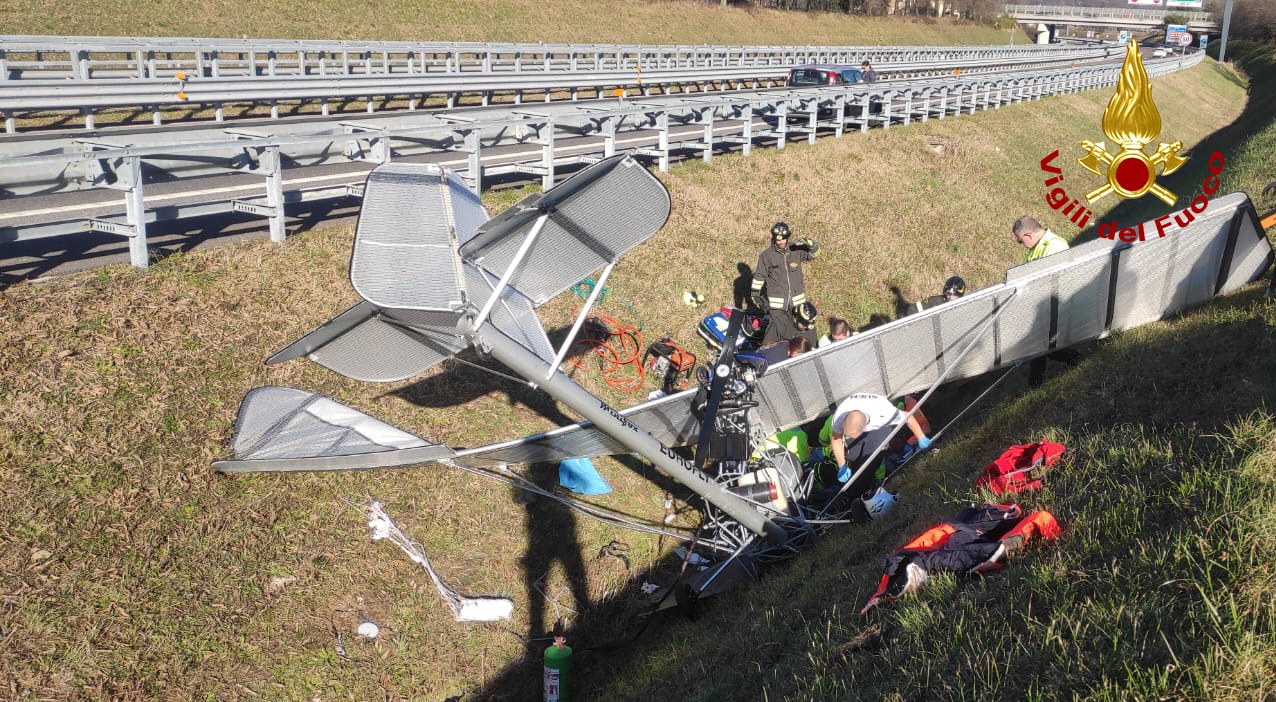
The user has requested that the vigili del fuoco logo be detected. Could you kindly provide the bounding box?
[1038,39,1226,243]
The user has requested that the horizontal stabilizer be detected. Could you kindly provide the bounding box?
[215,387,454,473]
[267,301,469,382]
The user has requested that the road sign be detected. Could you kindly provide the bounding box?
[1200,34,1208,49]
[1165,24,1188,44]
[1166,0,1203,7]
[1118,31,1131,43]
[1180,32,1194,47]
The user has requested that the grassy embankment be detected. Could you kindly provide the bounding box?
[2,20,1273,702]
[4,0,1009,45]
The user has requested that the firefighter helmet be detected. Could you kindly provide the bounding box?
[792,301,817,327]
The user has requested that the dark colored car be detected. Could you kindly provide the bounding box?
[786,65,864,88]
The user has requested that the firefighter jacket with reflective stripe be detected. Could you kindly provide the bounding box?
[751,241,819,310]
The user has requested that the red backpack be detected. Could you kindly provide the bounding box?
[973,442,1065,495]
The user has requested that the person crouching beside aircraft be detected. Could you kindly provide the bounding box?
[828,393,931,487]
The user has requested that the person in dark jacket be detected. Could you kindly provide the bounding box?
[860,60,877,83]
[751,222,820,344]
[910,275,966,315]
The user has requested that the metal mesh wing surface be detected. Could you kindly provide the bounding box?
[267,301,468,382]
[349,163,477,311]
[460,155,671,306]
[216,386,454,472]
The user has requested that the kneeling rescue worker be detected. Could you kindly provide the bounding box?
[752,222,819,345]
[828,393,932,486]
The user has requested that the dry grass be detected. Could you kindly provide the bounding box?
[5,0,1009,46]
[0,52,1263,701]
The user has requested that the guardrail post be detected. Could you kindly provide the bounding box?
[3,110,12,134]
[806,99,818,144]
[264,146,285,242]
[902,90,913,127]
[776,102,789,147]
[834,94,846,137]
[881,91,893,130]
[603,116,617,157]
[122,157,150,267]
[463,129,483,194]
[540,121,555,189]
[919,89,930,122]
[741,105,753,156]
[702,108,716,162]
[938,87,948,120]
[657,111,670,171]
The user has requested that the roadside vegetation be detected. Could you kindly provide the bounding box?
[3,0,1010,45]
[1,14,1274,702]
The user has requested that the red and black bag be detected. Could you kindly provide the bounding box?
[973,441,1065,495]
[643,337,697,394]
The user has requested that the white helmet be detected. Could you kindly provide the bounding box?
[862,487,899,519]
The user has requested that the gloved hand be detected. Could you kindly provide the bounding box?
[750,292,767,310]
[793,238,813,249]
[836,463,851,484]
[916,435,933,452]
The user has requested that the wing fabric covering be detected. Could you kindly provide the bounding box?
[461,155,672,306]
[460,193,1272,466]
[350,164,479,311]
[215,387,455,472]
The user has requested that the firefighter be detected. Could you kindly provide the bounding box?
[751,222,820,345]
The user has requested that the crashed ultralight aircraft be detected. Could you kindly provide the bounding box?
[215,154,1273,606]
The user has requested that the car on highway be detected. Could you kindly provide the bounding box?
[1152,47,1170,58]
[786,64,864,88]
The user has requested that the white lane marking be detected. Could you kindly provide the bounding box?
[0,124,748,222]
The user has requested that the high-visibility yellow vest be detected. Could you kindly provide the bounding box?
[757,427,810,462]
[1027,230,1070,262]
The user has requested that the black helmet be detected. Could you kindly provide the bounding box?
[943,276,966,298]
[771,222,791,241]
[792,301,817,326]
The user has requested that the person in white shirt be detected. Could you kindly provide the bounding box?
[829,393,931,483]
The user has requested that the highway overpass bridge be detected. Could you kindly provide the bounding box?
[1005,4,1219,43]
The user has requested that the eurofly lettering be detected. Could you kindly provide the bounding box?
[1036,40,1226,243]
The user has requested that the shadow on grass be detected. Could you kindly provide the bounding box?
[0,196,361,287]
[1075,50,1276,246]
[462,284,1275,700]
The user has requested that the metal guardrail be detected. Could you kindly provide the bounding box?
[0,35,1107,81]
[0,47,1111,132]
[0,49,1117,194]
[1004,4,1217,24]
[0,38,1110,133]
[0,51,1202,270]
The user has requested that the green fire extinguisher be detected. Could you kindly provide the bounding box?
[543,635,572,702]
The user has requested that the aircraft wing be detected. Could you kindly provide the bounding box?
[451,191,1272,467]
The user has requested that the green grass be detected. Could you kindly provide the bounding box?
[2,23,1275,702]
[3,0,1011,46]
